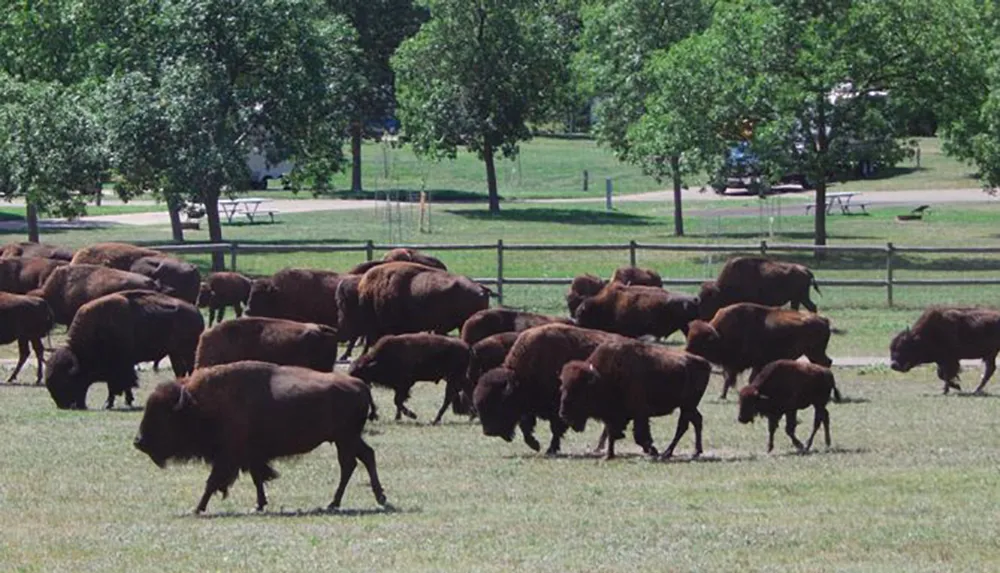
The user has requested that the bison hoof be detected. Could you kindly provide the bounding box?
[376,493,388,506]
[524,436,541,452]
[326,501,340,511]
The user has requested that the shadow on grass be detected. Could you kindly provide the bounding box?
[835,396,871,405]
[190,503,409,519]
[836,165,924,183]
[773,446,870,457]
[683,230,879,241]
[688,250,1000,273]
[449,207,656,226]
[318,188,489,203]
[920,391,1000,399]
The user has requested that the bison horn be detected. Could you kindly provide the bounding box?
[174,386,195,411]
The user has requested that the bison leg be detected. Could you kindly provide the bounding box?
[196,463,239,514]
[800,297,818,313]
[356,437,387,507]
[104,391,116,410]
[719,369,739,400]
[806,350,833,368]
[31,337,45,385]
[234,302,243,318]
[152,359,161,373]
[124,388,135,408]
[785,412,805,452]
[339,337,358,361]
[431,379,460,425]
[974,355,997,395]
[6,338,30,384]
[805,406,828,451]
[632,417,657,457]
[937,361,961,394]
[661,410,695,460]
[330,440,359,510]
[546,419,567,456]
[216,305,226,324]
[518,416,541,452]
[249,463,278,511]
[593,426,608,454]
[393,388,417,420]
[766,415,780,453]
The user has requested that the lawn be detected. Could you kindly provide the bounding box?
[1,365,998,572]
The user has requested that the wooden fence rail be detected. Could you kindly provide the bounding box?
[151,240,1000,308]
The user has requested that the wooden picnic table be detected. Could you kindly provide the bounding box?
[805,192,868,215]
[217,197,277,223]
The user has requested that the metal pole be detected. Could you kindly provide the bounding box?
[886,242,895,307]
[760,240,767,256]
[366,240,374,262]
[629,240,637,267]
[583,170,589,192]
[496,239,504,305]
[605,178,613,211]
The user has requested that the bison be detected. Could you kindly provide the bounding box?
[610,266,663,287]
[0,257,67,294]
[134,361,387,513]
[566,273,606,318]
[382,247,448,270]
[30,264,159,325]
[194,317,340,372]
[685,302,833,399]
[460,308,570,346]
[130,255,201,305]
[44,290,204,409]
[698,256,820,320]
[890,307,1000,394]
[335,273,365,359]
[348,333,471,424]
[738,360,841,453]
[197,271,253,326]
[70,242,162,269]
[467,331,520,384]
[246,267,341,329]
[559,340,711,460]
[575,282,699,340]
[0,293,53,384]
[0,241,74,261]
[473,323,627,454]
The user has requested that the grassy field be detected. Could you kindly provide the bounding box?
[2,365,999,572]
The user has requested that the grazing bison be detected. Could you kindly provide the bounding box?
[130,255,201,304]
[134,361,387,513]
[610,266,663,287]
[574,282,699,340]
[685,302,833,399]
[194,317,340,372]
[738,360,841,453]
[467,332,520,384]
[382,248,448,270]
[335,273,365,359]
[348,333,471,424]
[246,268,342,329]
[698,256,820,320]
[890,307,1000,394]
[473,323,626,454]
[44,290,204,409]
[197,271,253,326]
[0,293,53,384]
[70,242,162,269]
[0,241,74,261]
[460,308,570,346]
[30,264,159,325]
[566,273,606,318]
[0,257,67,294]
[559,340,711,459]
[358,262,490,345]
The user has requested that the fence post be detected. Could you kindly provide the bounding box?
[365,240,374,262]
[886,242,895,307]
[583,170,589,192]
[229,242,238,271]
[496,239,504,305]
[629,240,637,267]
[605,178,613,211]
[760,240,768,256]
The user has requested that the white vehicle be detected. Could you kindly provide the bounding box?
[246,150,293,190]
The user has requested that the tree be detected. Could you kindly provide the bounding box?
[95,0,362,268]
[327,0,427,194]
[574,0,711,235]
[393,0,565,213]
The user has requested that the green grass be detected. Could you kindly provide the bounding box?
[831,137,980,192]
[2,365,999,571]
[0,203,164,219]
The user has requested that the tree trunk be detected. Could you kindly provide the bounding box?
[203,190,225,271]
[351,120,363,194]
[670,155,684,236]
[167,196,185,243]
[813,92,829,259]
[484,138,499,214]
[26,201,39,243]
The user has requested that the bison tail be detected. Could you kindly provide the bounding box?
[832,385,843,403]
[368,400,379,422]
[830,327,848,336]
[810,272,822,296]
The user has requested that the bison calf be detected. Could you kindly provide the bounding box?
[575,282,699,340]
[460,308,569,346]
[566,273,606,318]
[194,317,339,372]
[0,293,53,384]
[134,361,387,513]
[559,341,711,460]
[197,272,253,326]
[738,360,841,453]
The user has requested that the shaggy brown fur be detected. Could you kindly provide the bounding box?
[610,266,663,287]
[0,257,67,294]
[194,317,339,372]
[738,360,841,453]
[134,361,386,513]
[698,256,820,320]
[44,290,204,410]
[575,282,699,339]
[0,241,74,261]
[566,273,607,318]
[685,302,833,400]
[890,306,1000,394]
[70,242,162,269]
[0,293,53,384]
[246,268,342,329]
[335,274,365,359]
[30,264,159,325]
[559,340,711,459]
[197,272,253,326]
[382,248,448,270]
[467,331,519,384]
[460,308,570,345]
[130,255,201,304]
[349,333,471,424]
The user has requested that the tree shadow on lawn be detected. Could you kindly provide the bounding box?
[681,230,879,241]
[449,207,656,226]
[321,188,488,203]
[190,503,410,519]
[687,250,1000,273]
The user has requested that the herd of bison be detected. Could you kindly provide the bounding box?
[1,240,995,513]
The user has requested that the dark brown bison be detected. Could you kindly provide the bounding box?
[134,361,387,513]
[685,302,833,399]
[698,256,820,320]
[0,241,74,261]
[460,308,570,346]
[382,248,448,270]
[358,262,490,345]
[0,293,53,384]
[44,290,204,409]
[467,331,520,383]
[246,268,341,329]
[335,273,365,359]
[566,273,606,318]
[197,271,253,326]
[559,340,711,459]
[70,242,162,269]
[194,317,339,371]
[130,255,201,304]
[738,360,841,453]
[473,323,627,454]
[30,264,159,325]
[610,266,663,287]
[348,333,471,424]
[575,282,699,340]
[348,259,385,275]
[0,257,67,293]
[890,307,1000,394]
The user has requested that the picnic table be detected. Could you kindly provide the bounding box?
[805,192,868,215]
[217,197,279,223]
